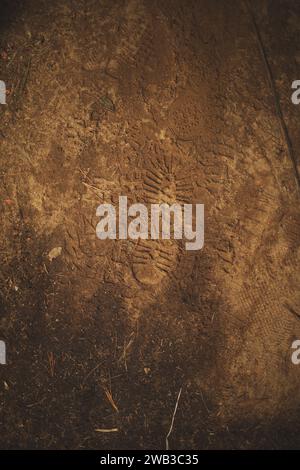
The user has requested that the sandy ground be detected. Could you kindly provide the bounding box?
[0,0,300,449]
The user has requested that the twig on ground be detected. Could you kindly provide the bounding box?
[82,361,105,386]
[118,333,135,371]
[166,387,183,450]
[245,0,300,190]
[103,385,119,413]
[95,428,118,433]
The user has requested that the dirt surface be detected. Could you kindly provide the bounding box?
[0,0,300,449]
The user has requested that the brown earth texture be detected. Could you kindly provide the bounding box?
[0,0,300,449]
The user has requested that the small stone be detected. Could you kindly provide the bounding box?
[48,246,62,262]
